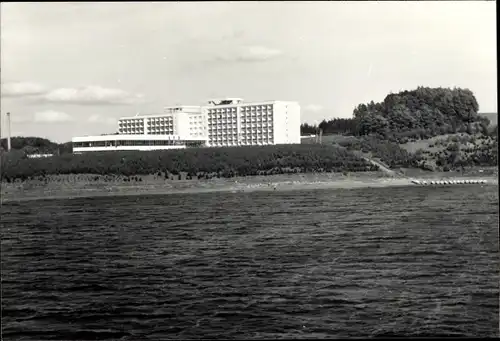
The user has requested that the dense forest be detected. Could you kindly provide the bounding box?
[301,118,357,135]
[300,87,495,141]
[1,144,378,181]
[352,87,490,141]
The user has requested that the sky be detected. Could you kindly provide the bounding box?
[1,1,497,143]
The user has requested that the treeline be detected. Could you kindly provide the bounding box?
[353,87,491,141]
[300,118,357,135]
[0,137,72,155]
[301,87,497,143]
[1,144,378,181]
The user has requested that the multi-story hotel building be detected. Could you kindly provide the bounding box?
[204,98,300,147]
[117,106,206,137]
[73,106,207,153]
[72,98,300,153]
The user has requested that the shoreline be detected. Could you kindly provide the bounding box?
[1,171,498,203]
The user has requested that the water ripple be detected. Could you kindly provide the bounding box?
[2,186,498,339]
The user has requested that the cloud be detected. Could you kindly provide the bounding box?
[1,82,47,97]
[41,86,146,105]
[1,81,145,105]
[239,46,283,62]
[213,45,283,63]
[34,110,74,123]
[88,114,116,125]
[304,104,324,112]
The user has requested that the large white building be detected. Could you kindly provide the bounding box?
[117,106,206,138]
[71,98,300,153]
[204,98,300,147]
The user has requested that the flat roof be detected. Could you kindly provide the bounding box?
[118,113,174,120]
[72,134,207,142]
[118,111,203,121]
[205,100,299,108]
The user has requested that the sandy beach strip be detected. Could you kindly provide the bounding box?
[1,174,497,203]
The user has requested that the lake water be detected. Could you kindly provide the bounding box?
[2,185,499,339]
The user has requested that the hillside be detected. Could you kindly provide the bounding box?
[399,133,497,171]
[1,144,378,182]
[301,87,497,173]
[0,137,72,155]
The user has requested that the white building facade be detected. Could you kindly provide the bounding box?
[72,134,206,153]
[117,106,206,139]
[72,98,300,152]
[204,99,301,147]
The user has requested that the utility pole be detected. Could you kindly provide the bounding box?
[6,112,11,151]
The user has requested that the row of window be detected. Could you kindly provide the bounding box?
[209,131,272,136]
[208,122,238,126]
[148,117,174,121]
[209,137,273,142]
[148,127,174,130]
[209,126,238,131]
[209,136,273,141]
[209,129,273,134]
[210,133,238,137]
[148,123,173,126]
[241,118,273,123]
[240,106,273,110]
[207,113,273,121]
[208,123,272,130]
[119,120,143,124]
[189,116,204,121]
[210,141,275,147]
[207,105,273,113]
[73,140,204,147]
[119,130,144,133]
[207,119,272,125]
[240,111,273,116]
[208,115,237,121]
[208,108,237,113]
[241,123,272,127]
[148,131,175,135]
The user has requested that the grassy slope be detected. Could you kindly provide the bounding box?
[303,132,498,172]
[399,133,497,169]
[1,143,380,181]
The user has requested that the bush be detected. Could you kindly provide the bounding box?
[0,144,376,181]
